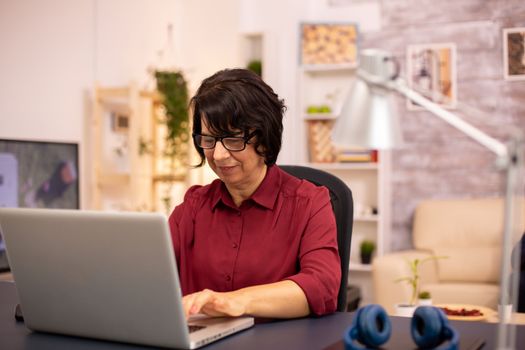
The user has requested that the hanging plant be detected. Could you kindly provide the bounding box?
[154,70,189,160]
[154,70,189,213]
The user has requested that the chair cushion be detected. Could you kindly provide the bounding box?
[413,198,505,250]
[424,282,499,309]
[432,246,501,283]
[412,198,525,283]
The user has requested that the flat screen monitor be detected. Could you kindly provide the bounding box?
[0,138,80,271]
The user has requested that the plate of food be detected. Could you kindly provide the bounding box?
[435,304,496,321]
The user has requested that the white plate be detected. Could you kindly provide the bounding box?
[435,303,496,321]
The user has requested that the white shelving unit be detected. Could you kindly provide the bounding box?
[90,84,151,212]
[307,160,391,263]
[298,65,392,305]
[90,85,189,213]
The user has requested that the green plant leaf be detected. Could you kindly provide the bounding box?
[154,70,190,214]
[394,255,448,306]
[155,70,189,160]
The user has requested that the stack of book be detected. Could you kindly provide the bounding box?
[336,149,378,163]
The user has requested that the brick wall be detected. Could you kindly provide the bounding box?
[359,0,525,249]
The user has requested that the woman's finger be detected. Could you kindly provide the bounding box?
[187,289,215,316]
[182,291,204,317]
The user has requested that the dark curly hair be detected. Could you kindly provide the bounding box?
[190,68,286,166]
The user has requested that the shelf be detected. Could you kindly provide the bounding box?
[296,30,391,309]
[306,162,378,170]
[301,63,357,73]
[349,262,373,272]
[295,43,391,306]
[152,174,186,183]
[97,173,130,186]
[354,215,379,223]
[303,113,337,120]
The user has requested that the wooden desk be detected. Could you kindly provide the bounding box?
[1,281,524,350]
[487,312,525,325]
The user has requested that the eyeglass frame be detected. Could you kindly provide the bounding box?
[192,131,258,152]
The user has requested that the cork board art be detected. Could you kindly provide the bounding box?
[300,23,358,66]
[306,119,336,163]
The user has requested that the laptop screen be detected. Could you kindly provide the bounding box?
[0,138,80,271]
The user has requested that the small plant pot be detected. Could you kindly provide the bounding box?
[418,298,432,306]
[395,303,417,317]
[360,252,372,264]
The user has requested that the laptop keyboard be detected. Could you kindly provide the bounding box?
[188,325,206,333]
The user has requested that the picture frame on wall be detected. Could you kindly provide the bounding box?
[406,43,457,110]
[299,22,358,67]
[503,27,525,81]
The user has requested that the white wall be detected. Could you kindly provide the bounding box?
[0,0,381,204]
[94,0,182,88]
[177,0,243,185]
[0,0,94,142]
[0,0,241,206]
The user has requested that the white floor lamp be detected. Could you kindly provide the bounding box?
[333,49,524,350]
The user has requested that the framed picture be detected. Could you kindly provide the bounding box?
[110,112,130,133]
[503,27,525,81]
[406,43,457,110]
[300,23,358,66]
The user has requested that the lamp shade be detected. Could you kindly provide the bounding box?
[332,49,405,150]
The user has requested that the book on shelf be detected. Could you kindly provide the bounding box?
[336,149,378,163]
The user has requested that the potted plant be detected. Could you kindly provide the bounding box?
[418,290,432,306]
[360,240,376,264]
[246,59,262,76]
[394,256,445,316]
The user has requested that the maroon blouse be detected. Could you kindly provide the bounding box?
[168,165,341,315]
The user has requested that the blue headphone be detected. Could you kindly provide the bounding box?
[344,305,459,350]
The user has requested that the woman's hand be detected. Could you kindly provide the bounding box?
[182,289,248,318]
[182,281,310,319]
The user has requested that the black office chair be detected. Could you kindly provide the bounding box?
[280,165,354,312]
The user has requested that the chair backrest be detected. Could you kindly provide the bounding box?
[413,197,525,284]
[280,165,354,312]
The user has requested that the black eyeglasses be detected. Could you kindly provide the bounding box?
[192,131,257,152]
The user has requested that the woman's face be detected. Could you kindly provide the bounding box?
[201,120,266,190]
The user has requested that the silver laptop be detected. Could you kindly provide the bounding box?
[0,208,254,349]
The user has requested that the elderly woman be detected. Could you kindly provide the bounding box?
[168,68,340,319]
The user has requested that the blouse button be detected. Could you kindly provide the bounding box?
[226,275,231,281]
[232,243,238,249]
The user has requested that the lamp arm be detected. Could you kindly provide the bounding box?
[391,79,508,159]
[389,78,523,350]
[356,51,523,349]
[393,78,523,350]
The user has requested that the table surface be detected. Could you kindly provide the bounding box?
[0,271,13,281]
[1,281,524,350]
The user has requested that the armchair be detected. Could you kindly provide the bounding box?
[373,197,525,314]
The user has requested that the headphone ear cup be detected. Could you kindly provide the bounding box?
[344,304,392,350]
[411,306,459,350]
